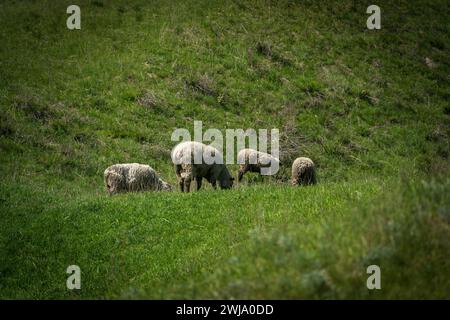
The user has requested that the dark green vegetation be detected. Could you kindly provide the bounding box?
[0,0,449,299]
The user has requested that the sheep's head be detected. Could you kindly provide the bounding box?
[160,180,172,191]
[218,167,234,189]
[105,171,125,195]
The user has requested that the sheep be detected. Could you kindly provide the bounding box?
[237,148,280,182]
[171,141,234,192]
[104,163,171,195]
[291,157,316,186]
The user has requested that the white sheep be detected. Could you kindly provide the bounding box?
[104,163,171,194]
[237,148,280,182]
[291,157,316,186]
[171,141,234,192]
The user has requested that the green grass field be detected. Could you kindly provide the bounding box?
[0,0,449,299]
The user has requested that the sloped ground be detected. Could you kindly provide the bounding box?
[0,0,449,298]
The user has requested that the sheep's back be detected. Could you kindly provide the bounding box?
[292,157,314,175]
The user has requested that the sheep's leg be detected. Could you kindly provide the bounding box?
[210,179,217,189]
[175,164,182,177]
[305,169,316,185]
[176,165,184,192]
[299,170,308,185]
[179,178,184,192]
[196,177,202,191]
[305,171,312,185]
[184,177,191,193]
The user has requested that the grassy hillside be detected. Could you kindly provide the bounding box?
[0,0,449,299]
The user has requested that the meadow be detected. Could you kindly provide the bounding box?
[0,0,449,299]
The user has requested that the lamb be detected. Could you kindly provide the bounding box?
[237,148,280,182]
[171,141,234,192]
[104,163,171,194]
[291,157,316,186]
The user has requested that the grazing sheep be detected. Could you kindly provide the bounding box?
[237,148,280,182]
[104,163,171,194]
[291,157,316,186]
[171,141,234,192]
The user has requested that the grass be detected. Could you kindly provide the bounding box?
[1,177,449,299]
[0,0,449,299]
